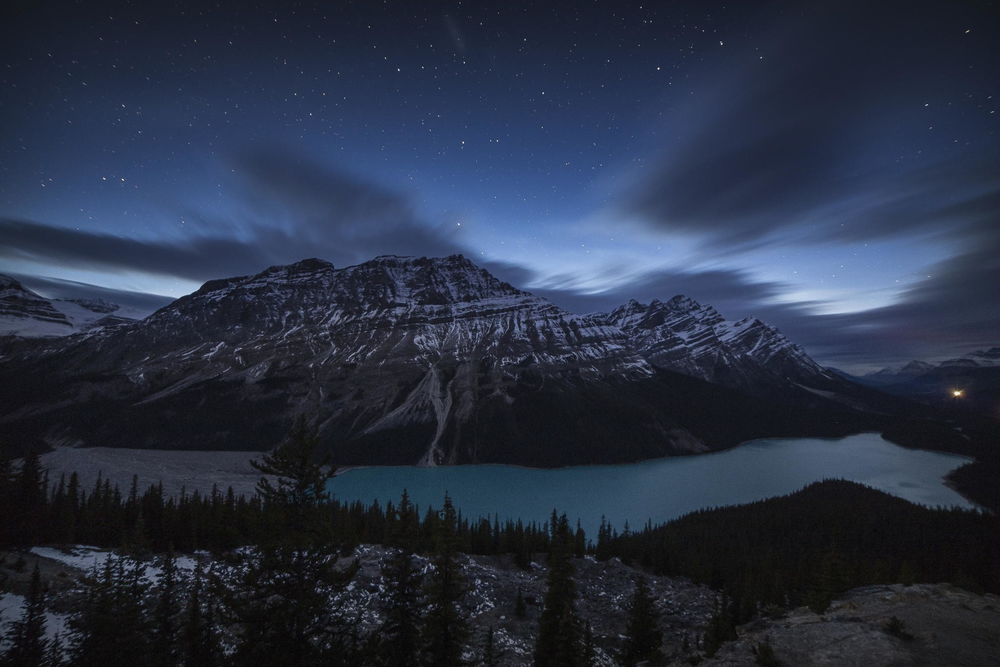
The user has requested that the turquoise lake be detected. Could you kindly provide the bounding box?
[326,433,976,537]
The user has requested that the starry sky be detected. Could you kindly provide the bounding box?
[1,0,997,371]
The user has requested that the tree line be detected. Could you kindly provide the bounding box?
[1,423,665,666]
[0,456,561,565]
[3,420,998,665]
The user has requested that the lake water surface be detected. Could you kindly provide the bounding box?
[327,433,975,536]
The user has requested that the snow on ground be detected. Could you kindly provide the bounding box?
[10,543,714,665]
[29,546,113,574]
[29,546,202,583]
[0,592,71,649]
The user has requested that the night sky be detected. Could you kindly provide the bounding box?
[1,1,997,371]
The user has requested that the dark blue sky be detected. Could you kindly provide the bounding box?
[1,0,997,370]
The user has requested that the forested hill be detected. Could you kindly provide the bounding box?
[602,479,1000,626]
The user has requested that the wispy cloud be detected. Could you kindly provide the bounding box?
[620,6,999,252]
[0,148,465,284]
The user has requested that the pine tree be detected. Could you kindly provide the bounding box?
[388,490,420,553]
[898,559,917,587]
[2,562,48,667]
[595,517,612,562]
[481,626,499,667]
[379,550,422,667]
[752,638,784,666]
[534,512,584,667]
[421,494,468,667]
[573,520,586,558]
[65,473,80,542]
[250,416,333,537]
[45,632,64,667]
[11,451,46,546]
[807,551,847,614]
[48,472,80,546]
[621,576,663,666]
[0,458,14,548]
[69,555,151,667]
[150,552,180,667]
[702,593,737,658]
[582,622,596,666]
[514,589,527,618]
[225,417,354,666]
[181,562,220,667]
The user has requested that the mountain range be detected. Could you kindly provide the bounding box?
[852,349,1000,415]
[0,255,914,466]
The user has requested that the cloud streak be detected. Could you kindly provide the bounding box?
[0,149,465,284]
[622,5,1000,251]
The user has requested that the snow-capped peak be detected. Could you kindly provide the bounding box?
[0,273,135,338]
[603,293,824,391]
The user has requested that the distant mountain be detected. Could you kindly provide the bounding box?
[0,274,136,337]
[864,349,1000,385]
[0,255,899,466]
[855,349,1000,415]
[938,348,1000,369]
[859,360,936,387]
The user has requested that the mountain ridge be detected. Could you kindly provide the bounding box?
[854,348,1000,415]
[0,255,896,465]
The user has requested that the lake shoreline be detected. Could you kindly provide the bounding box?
[35,432,980,525]
[327,433,977,537]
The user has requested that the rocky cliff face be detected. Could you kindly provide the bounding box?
[603,296,830,394]
[0,255,882,465]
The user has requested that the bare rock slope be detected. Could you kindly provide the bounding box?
[699,583,1000,667]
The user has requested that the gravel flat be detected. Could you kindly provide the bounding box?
[39,446,267,497]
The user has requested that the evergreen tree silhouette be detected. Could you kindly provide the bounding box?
[69,556,150,667]
[379,549,423,667]
[2,562,48,667]
[225,416,355,666]
[181,562,221,667]
[621,576,663,666]
[150,552,180,667]
[421,494,468,667]
[481,625,499,667]
[514,588,527,618]
[534,511,584,667]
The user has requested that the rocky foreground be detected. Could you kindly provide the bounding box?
[2,544,716,666]
[700,583,1000,667]
[4,544,999,666]
[345,546,716,665]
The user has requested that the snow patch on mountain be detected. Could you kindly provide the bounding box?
[864,348,1000,386]
[0,274,140,337]
[0,255,876,465]
[603,295,828,391]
